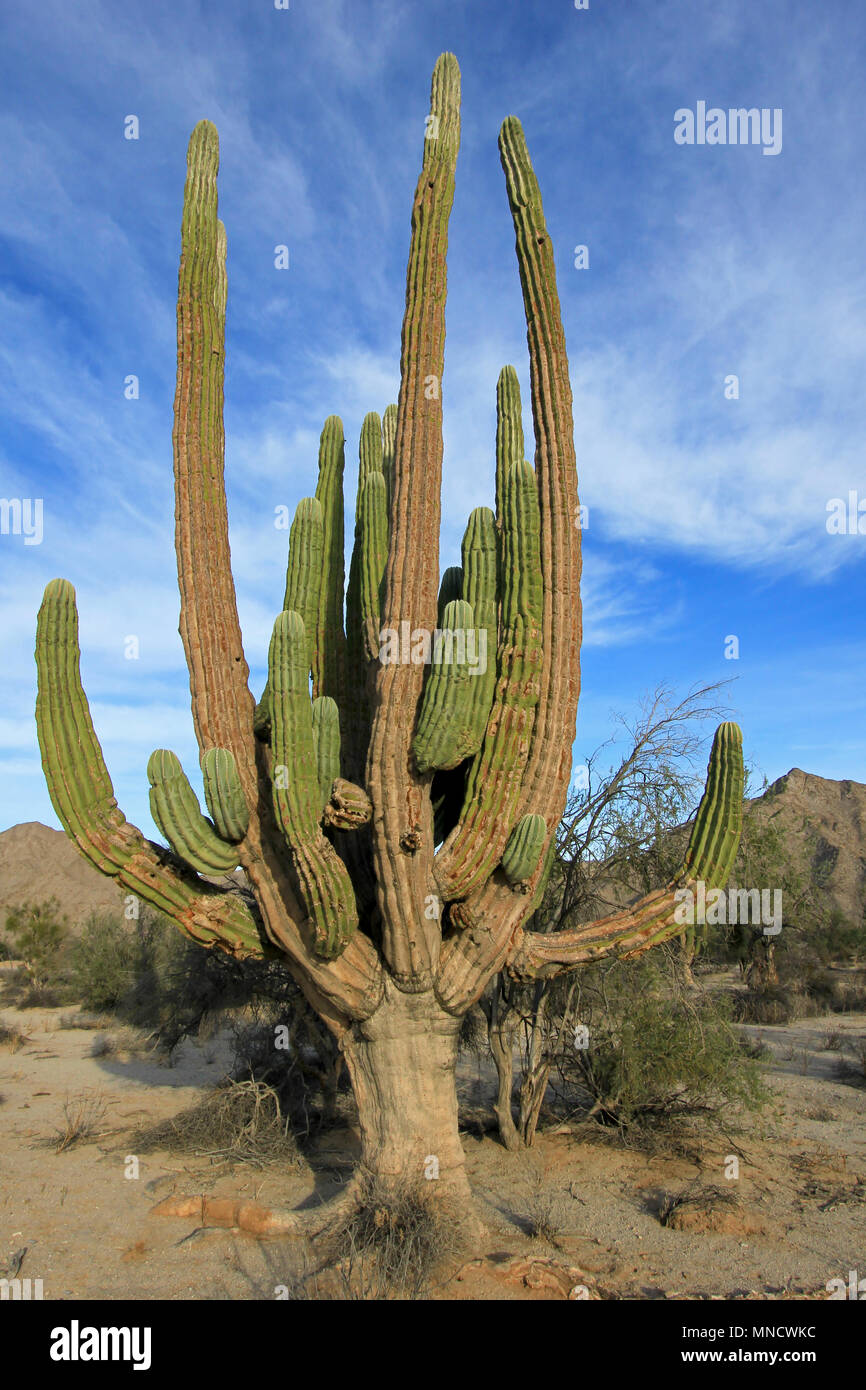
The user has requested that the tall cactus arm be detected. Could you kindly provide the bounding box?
[494,365,525,535]
[359,473,389,663]
[35,580,262,956]
[313,416,349,714]
[433,113,581,987]
[434,453,543,898]
[457,506,498,751]
[173,121,256,790]
[254,496,324,739]
[312,696,342,813]
[437,723,744,1008]
[344,413,386,781]
[283,498,325,672]
[381,402,398,516]
[170,124,378,1011]
[269,611,359,959]
[366,53,462,991]
[412,599,480,772]
[497,116,581,841]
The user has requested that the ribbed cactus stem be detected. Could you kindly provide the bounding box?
[201,747,249,842]
[460,505,498,746]
[501,813,548,888]
[681,722,744,886]
[359,473,389,662]
[269,611,358,958]
[381,402,398,515]
[437,566,463,625]
[359,411,383,490]
[148,749,240,875]
[283,497,325,671]
[35,579,262,954]
[344,412,388,779]
[312,696,341,814]
[365,52,461,989]
[255,497,324,739]
[495,365,524,532]
[412,599,486,773]
[501,460,543,629]
[504,722,746,981]
[312,417,348,712]
[497,112,581,839]
[173,120,256,790]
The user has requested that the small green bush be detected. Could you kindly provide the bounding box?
[558,958,769,1134]
[3,899,69,986]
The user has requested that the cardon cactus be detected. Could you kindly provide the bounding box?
[34,53,744,1233]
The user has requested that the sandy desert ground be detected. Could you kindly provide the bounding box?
[1,993,864,1302]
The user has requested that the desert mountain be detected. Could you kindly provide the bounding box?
[0,821,125,929]
[744,768,866,926]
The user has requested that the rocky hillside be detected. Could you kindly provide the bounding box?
[566,768,866,930]
[744,768,866,927]
[0,821,125,930]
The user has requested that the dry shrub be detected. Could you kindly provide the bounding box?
[833,1036,866,1087]
[129,1078,302,1168]
[732,985,799,1025]
[0,1018,28,1052]
[58,1010,114,1031]
[517,1161,566,1245]
[657,1183,765,1236]
[50,1090,108,1152]
[328,1176,458,1300]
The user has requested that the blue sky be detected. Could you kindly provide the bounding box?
[1,0,864,837]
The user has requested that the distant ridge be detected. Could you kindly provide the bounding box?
[745,768,866,925]
[0,821,125,928]
[1,769,864,935]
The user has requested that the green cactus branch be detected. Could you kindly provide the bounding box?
[366,51,462,991]
[269,611,359,959]
[312,417,348,717]
[35,580,263,957]
[504,722,745,980]
[147,749,240,876]
[173,120,256,789]
[201,747,249,842]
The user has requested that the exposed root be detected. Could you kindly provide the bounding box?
[151,1176,363,1239]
